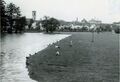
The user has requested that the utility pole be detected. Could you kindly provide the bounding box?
[91,30,94,42]
[91,24,95,42]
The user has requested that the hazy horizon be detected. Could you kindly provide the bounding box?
[4,0,120,23]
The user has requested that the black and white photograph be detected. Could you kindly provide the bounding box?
[0,0,120,82]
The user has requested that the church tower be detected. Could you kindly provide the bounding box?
[32,11,36,21]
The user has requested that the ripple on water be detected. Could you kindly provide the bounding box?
[0,33,70,82]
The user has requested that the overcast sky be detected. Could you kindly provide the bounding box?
[5,0,120,23]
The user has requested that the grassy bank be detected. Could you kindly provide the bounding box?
[27,32,119,82]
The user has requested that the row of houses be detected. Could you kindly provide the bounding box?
[25,18,117,32]
[59,19,103,31]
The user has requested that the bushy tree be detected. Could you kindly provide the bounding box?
[36,21,41,30]
[114,25,120,34]
[0,0,8,33]
[41,17,60,33]
[81,26,88,32]
[15,16,27,33]
[6,3,21,33]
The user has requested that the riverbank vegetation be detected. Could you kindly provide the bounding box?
[41,16,60,33]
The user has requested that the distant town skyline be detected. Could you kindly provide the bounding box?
[5,0,120,23]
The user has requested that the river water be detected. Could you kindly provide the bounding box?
[0,33,70,82]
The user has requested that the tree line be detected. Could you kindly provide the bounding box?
[0,0,60,33]
[1,0,118,34]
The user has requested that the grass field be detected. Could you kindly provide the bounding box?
[27,32,119,82]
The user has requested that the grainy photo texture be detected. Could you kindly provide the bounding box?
[0,0,120,82]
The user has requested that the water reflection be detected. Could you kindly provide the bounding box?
[0,33,69,82]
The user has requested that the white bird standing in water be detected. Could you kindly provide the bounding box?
[56,51,60,56]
